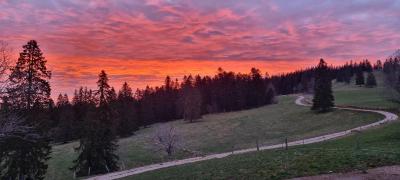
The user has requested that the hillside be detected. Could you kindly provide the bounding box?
[121,70,400,180]
[333,71,399,110]
[128,120,400,180]
[45,81,386,179]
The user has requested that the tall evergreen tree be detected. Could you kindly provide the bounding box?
[355,70,365,86]
[366,72,377,88]
[374,60,383,70]
[182,87,202,123]
[7,40,51,117]
[72,70,119,177]
[312,59,334,112]
[53,94,75,142]
[249,68,267,107]
[96,70,112,107]
[116,82,138,137]
[343,68,352,84]
[1,40,51,179]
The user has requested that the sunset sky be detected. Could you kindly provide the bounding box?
[1,0,400,98]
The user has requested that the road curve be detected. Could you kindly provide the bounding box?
[86,95,398,180]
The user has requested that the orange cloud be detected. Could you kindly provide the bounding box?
[47,55,330,98]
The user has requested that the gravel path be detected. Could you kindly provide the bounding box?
[86,95,398,180]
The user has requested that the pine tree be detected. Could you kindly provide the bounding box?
[53,94,75,142]
[116,82,138,137]
[72,70,119,177]
[265,82,277,104]
[249,68,267,107]
[312,59,334,112]
[374,60,383,70]
[56,93,70,107]
[96,70,112,107]
[7,40,51,113]
[366,72,377,88]
[182,87,202,123]
[355,70,365,86]
[1,40,51,179]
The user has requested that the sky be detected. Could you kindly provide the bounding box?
[1,0,400,98]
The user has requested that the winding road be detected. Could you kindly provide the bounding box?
[86,95,398,180]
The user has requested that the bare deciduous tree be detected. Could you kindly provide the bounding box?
[0,40,11,94]
[153,124,181,156]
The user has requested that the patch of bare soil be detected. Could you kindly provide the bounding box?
[290,166,400,180]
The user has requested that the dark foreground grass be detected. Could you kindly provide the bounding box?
[125,121,400,180]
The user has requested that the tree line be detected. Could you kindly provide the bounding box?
[270,59,378,95]
[382,55,400,98]
[51,67,278,142]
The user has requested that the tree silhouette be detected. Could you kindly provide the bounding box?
[1,40,51,179]
[7,40,51,112]
[366,72,377,88]
[116,82,139,137]
[312,59,334,112]
[72,70,119,177]
[183,87,202,123]
[355,70,365,86]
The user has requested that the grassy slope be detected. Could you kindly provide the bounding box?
[123,71,400,180]
[128,122,400,180]
[333,71,399,110]
[46,96,382,179]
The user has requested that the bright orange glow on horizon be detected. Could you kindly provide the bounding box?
[47,55,348,98]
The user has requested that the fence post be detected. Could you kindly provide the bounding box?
[256,138,259,151]
[285,138,288,150]
[355,131,361,150]
[88,167,91,176]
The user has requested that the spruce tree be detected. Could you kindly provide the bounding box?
[355,70,365,86]
[343,65,351,84]
[1,40,51,179]
[7,40,51,113]
[72,70,119,177]
[366,72,377,88]
[312,59,334,112]
[116,82,138,137]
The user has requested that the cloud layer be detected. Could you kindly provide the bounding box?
[1,0,400,97]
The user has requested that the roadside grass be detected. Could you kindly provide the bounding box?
[125,121,400,180]
[45,96,382,180]
[333,71,400,110]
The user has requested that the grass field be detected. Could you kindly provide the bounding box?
[45,95,383,179]
[127,121,400,180]
[333,71,400,110]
